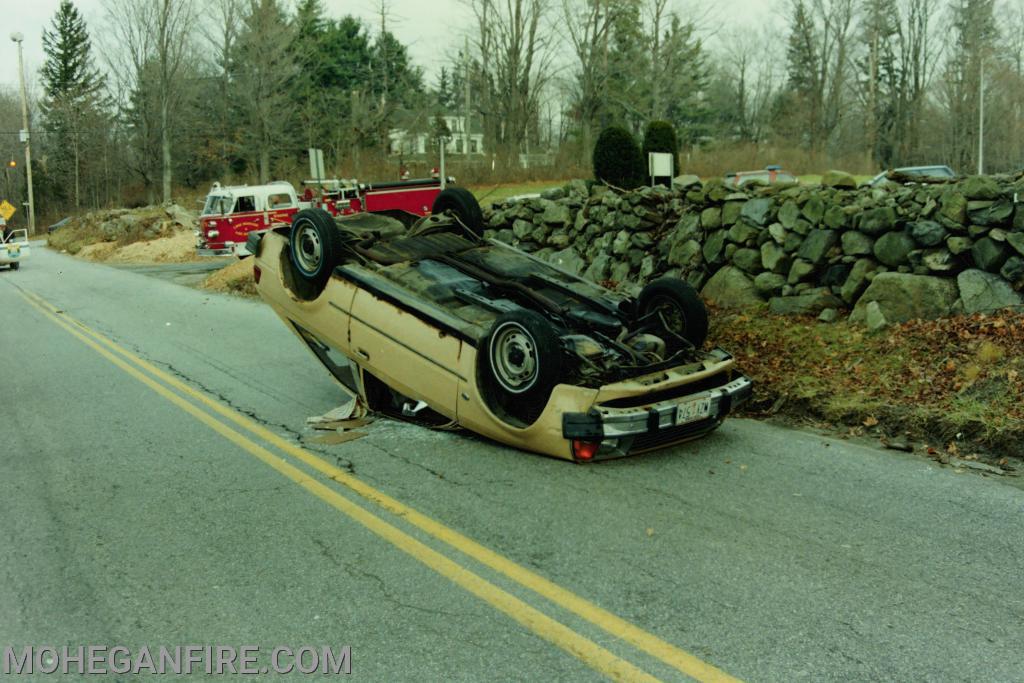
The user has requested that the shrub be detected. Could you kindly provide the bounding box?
[592,126,645,190]
[642,120,679,183]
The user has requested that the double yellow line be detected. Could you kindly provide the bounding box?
[17,287,740,683]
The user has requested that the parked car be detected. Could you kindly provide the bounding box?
[724,165,798,188]
[868,165,956,186]
[0,229,30,270]
[246,188,752,462]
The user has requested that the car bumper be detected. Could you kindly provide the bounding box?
[561,375,753,461]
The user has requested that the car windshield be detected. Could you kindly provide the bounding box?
[202,195,232,216]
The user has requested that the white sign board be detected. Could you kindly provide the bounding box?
[308,147,325,182]
[648,152,674,179]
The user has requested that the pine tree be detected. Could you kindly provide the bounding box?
[40,0,105,208]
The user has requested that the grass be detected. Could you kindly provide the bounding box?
[468,180,570,207]
[710,308,1024,459]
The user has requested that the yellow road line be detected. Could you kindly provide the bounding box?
[21,288,741,683]
[17,289,661,683]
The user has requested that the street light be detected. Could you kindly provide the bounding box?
[10,31,35,235]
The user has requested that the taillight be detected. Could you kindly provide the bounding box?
[572,439,600,462]
[253,265,262,284]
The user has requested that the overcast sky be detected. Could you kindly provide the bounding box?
[0,0,781,92]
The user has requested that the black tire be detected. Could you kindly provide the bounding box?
[479,310,562,425]
[10,262,19,271]
[637,278,709,351]
[288,208,344,296]
[431,187,484,236]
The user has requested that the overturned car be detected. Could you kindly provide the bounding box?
[248,188,752,462]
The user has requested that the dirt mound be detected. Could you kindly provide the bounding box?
[202,258,257,297]
[105,231,198,264]
[49,203,200,261]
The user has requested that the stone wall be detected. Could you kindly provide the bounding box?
[481,173,1024,327]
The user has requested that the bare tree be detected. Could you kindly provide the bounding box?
[102,0,196,202]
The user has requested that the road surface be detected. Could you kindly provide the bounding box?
[2,246,1022,681]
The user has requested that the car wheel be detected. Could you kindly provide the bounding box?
[431,187,484,237]
[480,310,562,425]
[10,262,19,271]
[637,278,709,351]
[288,208,343,296]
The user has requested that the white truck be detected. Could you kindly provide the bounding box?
[0,229,29,270]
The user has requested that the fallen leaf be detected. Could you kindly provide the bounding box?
[863,416,879,427]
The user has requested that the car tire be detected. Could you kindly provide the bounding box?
[288,208,344,296]
[637,278,709,351]
[479,310,562,425]
[10,262,19,271]
[431,187,484,236]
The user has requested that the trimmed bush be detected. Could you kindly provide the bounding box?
[642,120,679,184]
[593,126,645,190]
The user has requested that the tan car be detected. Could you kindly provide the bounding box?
[247,188,752,462]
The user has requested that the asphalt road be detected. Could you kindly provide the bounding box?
[2,246,1023,681]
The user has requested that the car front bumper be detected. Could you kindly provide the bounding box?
[562,375,753,460]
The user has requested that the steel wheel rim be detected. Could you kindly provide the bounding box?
[490,323,538,394]
[294,221,323,274]
[647,295,687,334]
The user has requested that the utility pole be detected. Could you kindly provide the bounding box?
[978,56,985,175]
[10,32,35,236]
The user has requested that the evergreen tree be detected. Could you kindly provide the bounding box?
[40,0,105,208]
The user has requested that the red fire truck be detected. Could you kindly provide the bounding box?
[196,176,453,255]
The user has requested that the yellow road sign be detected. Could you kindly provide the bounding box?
[0,200,15,221]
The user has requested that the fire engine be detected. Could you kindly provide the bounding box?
[196,176,455,255]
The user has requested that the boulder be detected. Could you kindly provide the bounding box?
[668,239,703,269]
[768,223,787,244]
[938,190,968,225]
[761,241,789,273]
[821,170,857,188]
[1000,256,1024,285]
[778,201,801,229]
[754,272,787,296]
[788,258,815,284]
[674,213,701,241]
[1008,231,1024,257]
[547,247,585,276]
[873,232,916,267]
[958,269,1024,313]
[850,272,959,323]
[818,308,840,323]
[672,174,702,190]
[540,199,571,226]
[947,236,974,255]
[541,187,566,201]
[922,248,955,272]
[722,201,743,226]
[732,248,762,274]
[910,220,947,247]
[512,219,533,240]
[702,230,727,264]
[583,253,611,281]
[741,198,775,226]
[701,206,722,230]
[840,259,877,303]
[701,266,764,309]
[968,199,1014,226]
[961,175,1002,200]
[769,290,844,316]
[798,229,839,265]
[823,206,847,230]
[971,237,1008,272]
[864,301,889,332]
[841,231,874,256]
[857,206,897,236]
[802,195,825,224]
[728,221,759,244]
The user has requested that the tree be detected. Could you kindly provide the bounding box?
[593,125,644,188]
[40,0,106,208]
[102,0,196,202]
[231,0,300,181]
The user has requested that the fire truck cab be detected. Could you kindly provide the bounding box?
[197,181,301,255]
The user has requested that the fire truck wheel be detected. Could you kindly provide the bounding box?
[289,208,344,295]
[432,188,484,236]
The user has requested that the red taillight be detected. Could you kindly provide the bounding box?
[253,265,262,284]
[572,439,600,462]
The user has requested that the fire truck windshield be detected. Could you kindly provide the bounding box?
[202,195,232,216]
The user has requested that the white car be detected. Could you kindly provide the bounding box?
[0,229,29,270]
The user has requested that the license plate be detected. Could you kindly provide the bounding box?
[675,397,712,426]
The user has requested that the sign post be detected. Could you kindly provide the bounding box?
[648,152,674,188]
